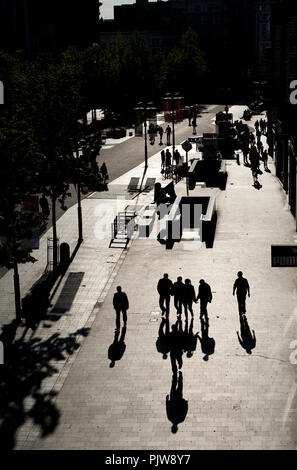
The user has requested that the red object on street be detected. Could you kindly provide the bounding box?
[162,98,184,123]
[22,196,39,212]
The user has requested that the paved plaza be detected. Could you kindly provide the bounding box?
[1,106,297,450]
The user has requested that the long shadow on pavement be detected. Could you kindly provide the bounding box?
[237,314,256,354]
[0,323,89,449]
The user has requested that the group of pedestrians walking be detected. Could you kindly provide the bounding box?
[160,148,182,177]
[235,116,270,189]
[157,271,250,319]
[157,274,212,321]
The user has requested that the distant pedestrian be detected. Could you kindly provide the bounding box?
[233,271,250,315]
[157,273,173,316]
[196,279,212,321]
[192,118,197,135]
[262,149,268,170]
[172,276,185,316]
[182,279,196,318]
[225,104,229,114]
[166,125,172,145]
[174,149,181,166]
[113,286,129,328]
[159,126,164,145]
[100,162,108,184]
[161,150,165,170]
[255,120,259,132]
[165,149,172,167]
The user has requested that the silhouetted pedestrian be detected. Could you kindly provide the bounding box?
[174,149,181,166]
[196,279,212,321]
[157,273,173,316]
[166,125,172,145]
[161,150,165,170]
[113,286,129,328]
[262,149,268,170]
[100,162,108,184]
[166,371,188,433]
[168,323,183,375]
[172,276,185,316]
[165,149,172,167]
[159,126,164,145]
[233,271,250,315]
[182,279,196,318]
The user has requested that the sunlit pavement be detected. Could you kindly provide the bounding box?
[4,106,297,450]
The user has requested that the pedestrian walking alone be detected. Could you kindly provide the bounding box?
[161,149,165,171]
[113,286,129,328]
[157,273,173,316]
[159,126,164,145]
[100,162,108,184]
[166,125,172,146]
[233,271,250,315]
[196,279,212,321]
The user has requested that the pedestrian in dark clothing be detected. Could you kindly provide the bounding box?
[166,125,172,145]
[196,279,212,321]
[165,149,172,167]
[166,371,188,433]
[174,149,181,166]
[161,150,165,170]
[182,279,196,318]
[255,120,259,132]
[262,149,268,170]
[172,277,185,316]
[233,271,250,315]
[113,286,129,328]
[100,162,108,184]
[159,126,164,145]
[168,323,183,375]
[157,273,173,315]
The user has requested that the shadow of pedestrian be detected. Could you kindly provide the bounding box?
[0,324,89,449]
[156,318,170,360]
[182,317,198,358]
[237,314,256,354]
[108,325,127,368]
[197,317,215,361]
[166,371,188,433]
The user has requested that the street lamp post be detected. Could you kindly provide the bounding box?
[164,92,183,161]
[134,102,156,171]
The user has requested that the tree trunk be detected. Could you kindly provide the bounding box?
[13,261,21,321]
[51,194,58,271]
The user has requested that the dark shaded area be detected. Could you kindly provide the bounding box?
[108,325,126,368]
[48,272,84,319]
[237,314,256,355]
[197,317,215,361]
[166,371,188,434]
[0,324,89,449]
